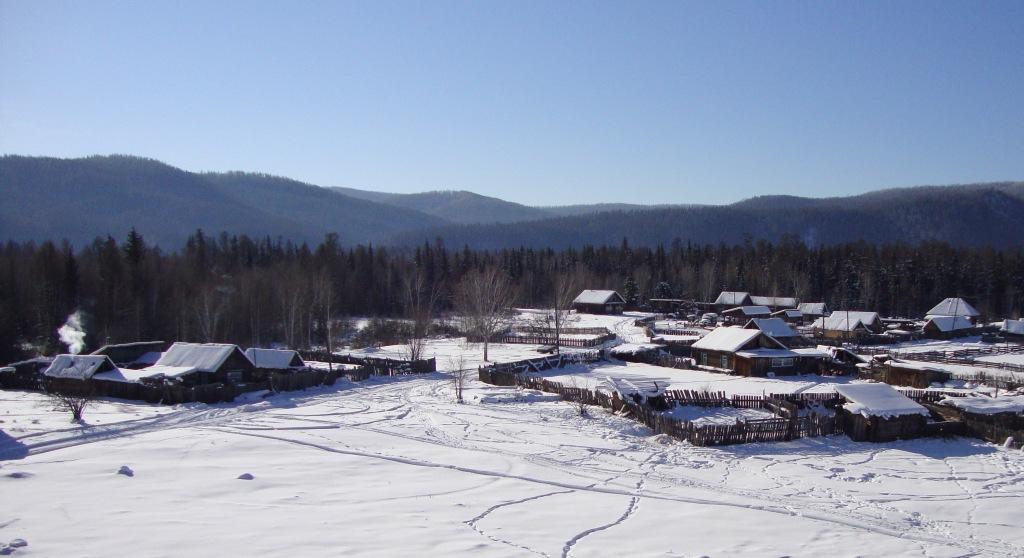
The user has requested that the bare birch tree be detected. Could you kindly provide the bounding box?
[403,269,441,362]
[447,354,470,403]
[551,272,577,355]
[312,270,335,373]
[455,267,515,362]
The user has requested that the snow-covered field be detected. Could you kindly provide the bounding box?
[4,371,1024,557]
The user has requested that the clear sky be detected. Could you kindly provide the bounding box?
[2,1,1022,205]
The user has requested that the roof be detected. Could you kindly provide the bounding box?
[797,302,828,316]
[886,359,947,373]
[244,348,305,369]
[749,296,798,308]
[93,367,168,383]
[713,291,751,306]
[691,327,766,352]
[573,290,626,305]
[1001,319,1024,335]
[745,318,798,338]
[154,343,242,373]
[735,347,828,359]
[772,309,803,319]
[722,305,771,317]
[42,354,116,380]
[941,395,1024,415]
[813,311,880,331]
[924,315,973,332]
[925,298,980,318]
[132,364,198,378]
[835,383,930,418]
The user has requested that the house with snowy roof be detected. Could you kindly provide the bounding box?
[835,383,930,442]
[811,311,884,340]
[721,305,771,324]
[712,291,752,311]
[1002,319,1024,340]
[90,341,166,368]
[43,354,118,381]
[796,302,829,322]
[572,290,626,314]
[925,297,980,322]
[771,308,803,323]
[244,348,307,371]
[690,326,827,377]
[141,342,255,386]
[922,315,975,340]
[749,296,799,310]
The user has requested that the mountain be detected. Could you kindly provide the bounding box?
[331,187,551,224]
[0,155,447,247]
[391,183,1024,249]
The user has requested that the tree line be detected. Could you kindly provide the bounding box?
[1,230,1022,363]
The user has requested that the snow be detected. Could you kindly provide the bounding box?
[746,317,798,338]
[155,343,241,373]
[924,315,973,332]
[3,374,1023,557]
[941,395,1024,415]
[926,298,981,318]
[798,302,827,316]
[130,364,198,378]
[723,305,771,317]
[835,383,931,418]
[571,290,624,305]
[93,367,167,383]
[713,291,750,305]
[41,354,114,380]
[691,327,772,352]
[668,405,776,426]
[1003,319,1024,335]
[749,296,798,308]
[609,343,661,356]
[244,348,305,369]
[976,353,1024,366]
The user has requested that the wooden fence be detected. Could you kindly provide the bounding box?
[510,326,611,336]
[478,351,603,386]
[301,351,436,375]
[497,332,616,348]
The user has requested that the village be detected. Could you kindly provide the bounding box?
[3,288,1024,556]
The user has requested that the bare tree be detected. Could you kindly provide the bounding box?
[194,283,229,342]
[312,270,335,373]
[551,273,577,355]
[447,354,470,403]
[403,269,442,362]
[45,382,94,423]
[564,375,589,417]
[455,267,515,362]
[278,268,306,349]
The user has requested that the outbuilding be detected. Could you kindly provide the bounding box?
[882,359,952,389]
[721,305,771,324]
[244,348,307,371]
[572,290,626,314]
[812,311,884,340]
[835,383,930,442]
[922,316,974,339]
[925,298,980,322]
[90,341,167,368]
[690,326,826,376]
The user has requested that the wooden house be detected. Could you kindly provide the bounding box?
[749,296,799,310]
[771,308,803,323]
[690,326,827,377]
[925,297,980,323]
[90,341,167,368]
[922,316,974,340]
[812,311,884,340]
[721,305,771,324]
[572,290,626,315]
[0,357,52,389]
[41,354,119,392]
[835,383,930,442]
[713,291,752,312]
[797,302,829,324]
[141,342,255,386]
[743,317,801,346]
[882,359,952,389]
[1002,319,1024,341]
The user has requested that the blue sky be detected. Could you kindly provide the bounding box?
[2,1,1022,205]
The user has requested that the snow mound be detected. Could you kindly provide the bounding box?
[117,465,134,477]
[237,473,255,480]
[648,433,674,445]
[6,472,32,479]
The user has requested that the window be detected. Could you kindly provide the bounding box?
[720,355,729,368]
[701,352,708,366]
[770,358,794,368]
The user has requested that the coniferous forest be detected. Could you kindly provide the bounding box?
[2,229,1022,363]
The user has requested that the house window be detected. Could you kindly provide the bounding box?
[701,352,708,366]
[770,358,794,368]
[720,355,729,368]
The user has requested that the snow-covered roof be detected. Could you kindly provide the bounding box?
[42,354,116,380]
[610,343,663,356]
[749,296,798,308]
[772,309,803,319]
[813,311,880,331]
[713,291,751,306]
[941,395,1024,415]
[134,364,198,378]
[835,383,930,418]
[722,305,771,317]
[735,347,828,359]
[886,359,946,372]
[745,318,798,338]
[797,302,828,316]
[926,298,979,318]
[244,348,305,369]
[572,290,626,305]
[154,343,242,373]
[93,367,167,383]
[924,315,973,332]
[1002,319,1024,335]
[692,327,771,353]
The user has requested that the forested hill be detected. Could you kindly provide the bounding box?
[0,155,448,247]
[392,183,1024,249]
[331,187,552,224]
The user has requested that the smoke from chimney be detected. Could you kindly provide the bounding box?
[58,310,86,355]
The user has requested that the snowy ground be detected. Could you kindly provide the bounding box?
[4,372,1024,557]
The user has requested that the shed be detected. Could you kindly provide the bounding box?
[572,290,626,314]
[771,308,804,323]
[148,342,255,385]
[244,348,307,371]
[925,298,980,320]
[42,354,118,380]
[835,383,930,442]
[882,359,952,389]
[922,316,974,339]
[713,291,752,310]
[721,305,771,324]
[797,302,829,320]
[1001,319,1024,339]
[749,296,798,309]
[812,311,884,339]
